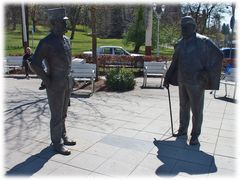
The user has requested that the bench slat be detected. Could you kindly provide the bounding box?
[143,61,168,87]
[71,62,96,93]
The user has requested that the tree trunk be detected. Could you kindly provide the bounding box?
[32,19,36,32]
[12,21,17,31]
[70,25,76,40]
[133,44,141,53]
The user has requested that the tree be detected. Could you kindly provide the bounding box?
[221,23,230,46]
[5,5,21,30]
[123,6,145,53]
[160,24,181,46]
[152,15,181,49]
[109,7,124,38]
[65,5,82,40]
[78,5,91,31]
[181,3,228,34]
[28,4,42,32]
[212,13,222,31]
[221,23,230,34]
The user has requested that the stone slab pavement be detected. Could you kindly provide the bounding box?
[2,75,239,178]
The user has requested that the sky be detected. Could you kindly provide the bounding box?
[220,4,234,26]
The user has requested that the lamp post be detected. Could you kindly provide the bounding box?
[230,4,235,60]
[21,3,29,52]
[153,4,165,57]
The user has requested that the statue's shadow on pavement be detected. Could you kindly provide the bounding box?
[6,146,56,176]
[153,136,217,176]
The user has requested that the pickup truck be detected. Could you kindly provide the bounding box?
[83,46,144,67]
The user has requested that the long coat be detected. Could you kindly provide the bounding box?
[165,33,223,90]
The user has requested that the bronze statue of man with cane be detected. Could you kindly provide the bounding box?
[164,16,223,146]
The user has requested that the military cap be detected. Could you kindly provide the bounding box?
[181,16,196,26]
[48,8,68,21]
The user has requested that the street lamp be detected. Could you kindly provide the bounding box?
[153,3,165,57]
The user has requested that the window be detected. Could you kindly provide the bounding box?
[115,48,127,55]
[222,49,236,58]
[102,48,113,55]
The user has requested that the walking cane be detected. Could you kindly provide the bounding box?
[166,86,174,136]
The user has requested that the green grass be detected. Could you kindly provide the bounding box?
[4,24,173,57]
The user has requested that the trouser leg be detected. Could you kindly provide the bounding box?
[62,88,71,139]
[187,84,205,138]
[47,88,66,145]
[24,64,29,76]
[178,83,190,133]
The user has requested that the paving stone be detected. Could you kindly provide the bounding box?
[215,138,237,158]
[219,129,236,138]
[85,142,120,158]
[134,131,164,142]
[129,165,157,176]
[66,152,106,171]
[94,159,137,176]
[122,121,149,131]
[4,77,238,177]
[19,141,50,155]
[213,155,237,171]
[4,151,37,170]
[112,127,139,138]
[99,134,154,153]
[49,164,91,176]
[221,120,236,131]
[110,148,147,165]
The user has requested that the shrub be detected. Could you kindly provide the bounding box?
[106,68,136,91]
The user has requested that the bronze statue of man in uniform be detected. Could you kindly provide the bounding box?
[164,16,223,145]
[31,8,76,155]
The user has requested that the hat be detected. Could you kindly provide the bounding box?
[48,8,68,21]
[181,16,196,26]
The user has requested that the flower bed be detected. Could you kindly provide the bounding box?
[76,54,172,68]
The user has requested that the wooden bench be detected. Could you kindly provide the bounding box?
[4,56,23,73]
[142,61,169,88]
[71,58,96,94]
[214,68,237,100]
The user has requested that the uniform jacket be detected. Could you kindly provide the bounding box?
[30,32,73,90]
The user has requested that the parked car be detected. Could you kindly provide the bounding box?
[220,47,236,68]
[83,46,144,67]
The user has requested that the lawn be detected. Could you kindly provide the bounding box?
[4,24,173,57]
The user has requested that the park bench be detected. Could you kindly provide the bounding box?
[4,56,23,74]
[71,58,96,94]
[214,68,237,100]
[142,61,169,88]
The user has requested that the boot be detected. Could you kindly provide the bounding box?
[173,129,187,137]
[63,136,76,146]
[52,143,71,155]
[189,136,200,146]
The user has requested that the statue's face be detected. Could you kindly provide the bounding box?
[181,23,195,39]
[53,19,68,35]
